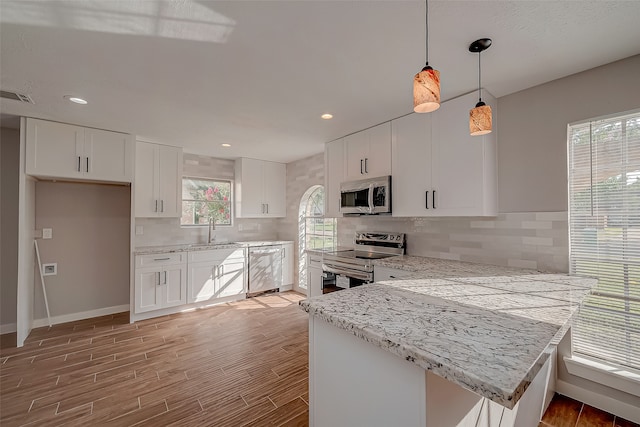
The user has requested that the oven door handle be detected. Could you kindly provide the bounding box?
[368,183,374,214]
[322,265,372,282]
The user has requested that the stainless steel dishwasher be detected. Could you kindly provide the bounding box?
[248,245,283,294]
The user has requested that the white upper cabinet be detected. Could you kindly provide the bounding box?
[324,138,345,218]
[391,91,497,217]
[25,118,133,183]
[344,122,391,181]
[134,141,182,217]
[391,112,433,217]
[235,158,286,218]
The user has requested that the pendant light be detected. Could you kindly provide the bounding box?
[413,0,440,113]
[469,38,492,135]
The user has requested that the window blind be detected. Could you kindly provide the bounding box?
[568,111,640,370]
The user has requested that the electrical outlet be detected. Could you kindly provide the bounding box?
[42,263,57,276]
[42,228,53,239]
[135,225,144,235]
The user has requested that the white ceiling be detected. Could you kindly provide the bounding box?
[1,1,639,163]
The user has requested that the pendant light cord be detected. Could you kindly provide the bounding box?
[425,0,429,66]
[478,50,482,102]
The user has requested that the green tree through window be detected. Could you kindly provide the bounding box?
[181,177,232,225]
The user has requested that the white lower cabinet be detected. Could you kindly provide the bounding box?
[187,248,246,303]
[282,243,294,287]
[308,253,324,297]
[135,254,187,313]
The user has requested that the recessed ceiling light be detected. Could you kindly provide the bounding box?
[321,113,333,120]
[221,143,231,147]
[64,95,88,104]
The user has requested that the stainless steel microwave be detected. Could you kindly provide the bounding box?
[340,175,391,215]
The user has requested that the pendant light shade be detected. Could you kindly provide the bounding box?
[469,38,492,135]
[413,0,440,113]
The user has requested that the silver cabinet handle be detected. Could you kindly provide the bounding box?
[360,159,363,174]
[154,257,170,261]
[86,157,89,173]
[156,271,161,286]
[282,247,285,258]
[155,200,158,212]
[266,204,269,214]
[77,156,81,172]
[160,199,164,213]
[163,271,167,284]
[433,190,436,209]
[364,158,368,174]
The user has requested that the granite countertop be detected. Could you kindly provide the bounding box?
[135,240,293,255]
[300,270,595,409]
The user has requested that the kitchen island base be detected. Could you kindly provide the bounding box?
[309,316,555,427]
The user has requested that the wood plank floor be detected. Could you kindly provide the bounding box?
[0,292,309,427]
[2,291,638,426]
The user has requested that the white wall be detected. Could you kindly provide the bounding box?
[498,54,640,213]
[1,128,20,333]
[33,182,131,320]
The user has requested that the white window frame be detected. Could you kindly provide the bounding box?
[181,176,233,226]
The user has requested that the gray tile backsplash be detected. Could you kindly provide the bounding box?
[135,151,569,274]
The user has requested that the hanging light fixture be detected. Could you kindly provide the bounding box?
[413,0,440,113]
[469,38,492,135]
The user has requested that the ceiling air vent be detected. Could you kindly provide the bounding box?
[0,90,34,104]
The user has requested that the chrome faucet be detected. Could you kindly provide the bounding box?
[208,217,216,243]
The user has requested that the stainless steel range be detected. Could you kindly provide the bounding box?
[322,232,405,291]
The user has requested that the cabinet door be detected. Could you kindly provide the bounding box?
[391,113,433,217]
[135,269,162,313]
[84,128,133,182]
[282,243,294,286]
[431,92,493,215]
[263,161,286,217]
[344,131,369,180]
[163,265,187,308]
[236,158,264,217]
[324,139,344,218]
[134,141,159,217]
[308,266,323,298]
[365,122,391,177]
[157,145,182,217]
[25,118,84,179]
[218,260,246,298]
[188,263,218,303]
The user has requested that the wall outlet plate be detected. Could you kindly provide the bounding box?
[42,228,53,239]
[42,263,57,276]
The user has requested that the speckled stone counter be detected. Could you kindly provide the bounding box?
[300,273,595,409]
[374,254,548,278]
[134,240,293,255]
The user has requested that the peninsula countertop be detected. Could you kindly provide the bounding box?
[299,271,595,409]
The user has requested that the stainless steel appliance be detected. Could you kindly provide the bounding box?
[248,245,283,294]
[340,175,391,215]
[322,232,405,292]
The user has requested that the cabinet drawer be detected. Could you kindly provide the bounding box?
[374,266,412,282]
[136,253,185,268]
[308,254,323,269]
[188,248,246,263]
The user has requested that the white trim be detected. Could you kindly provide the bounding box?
[0,323,17,334]
[32,304,130,328]
[130,294,246,322]
[556,379,640,424]
[564,355,640,397]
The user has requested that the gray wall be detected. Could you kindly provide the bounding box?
[1,128,20,331]
[498,54,640,213]
[34,182,131,319]
[134,153,280,247]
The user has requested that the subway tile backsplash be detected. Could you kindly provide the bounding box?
[336,212,568,272]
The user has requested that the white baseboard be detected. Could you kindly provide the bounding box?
[32,304,130,328]
[0,323,17,334]
[556,379,640,423]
